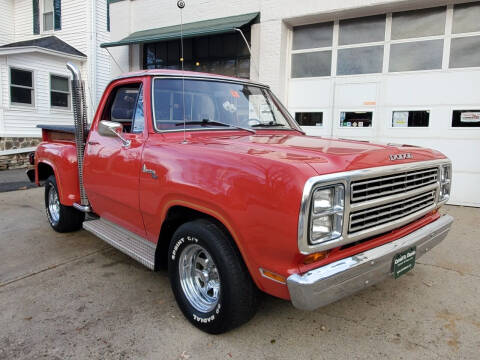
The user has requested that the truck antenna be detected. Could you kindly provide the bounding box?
[178,0,188,144]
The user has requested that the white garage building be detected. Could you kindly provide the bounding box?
[106,0,480,207]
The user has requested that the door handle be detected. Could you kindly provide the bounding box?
[142,164,158,179]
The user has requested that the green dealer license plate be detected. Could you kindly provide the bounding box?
[392,247,416,279]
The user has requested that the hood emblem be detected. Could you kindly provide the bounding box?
[389,153,413,161]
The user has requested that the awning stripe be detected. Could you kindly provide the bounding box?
[101,12,259,48]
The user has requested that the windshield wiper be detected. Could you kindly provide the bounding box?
[251,122,285,128]
[176,119,256,134]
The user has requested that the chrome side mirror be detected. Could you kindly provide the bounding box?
[98,120,131,147]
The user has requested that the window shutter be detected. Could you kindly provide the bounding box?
[33,0,40,34]
[54,0,61,30]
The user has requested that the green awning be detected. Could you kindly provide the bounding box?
[101,12,259,48]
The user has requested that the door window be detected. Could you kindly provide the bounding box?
[340,111,373,127]
[102,83,143,133]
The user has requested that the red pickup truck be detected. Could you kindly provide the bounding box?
[29,63,453,334]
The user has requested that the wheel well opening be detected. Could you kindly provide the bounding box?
[154,206,236,271]
[37,162,54,182]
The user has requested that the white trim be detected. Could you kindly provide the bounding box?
[0,146,37,156]
[0,47,86,61]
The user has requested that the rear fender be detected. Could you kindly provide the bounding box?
[35,142,81,206]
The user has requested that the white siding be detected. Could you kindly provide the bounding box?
[95,0,111,104]
[0,52,82,137]
[0,0,14,45]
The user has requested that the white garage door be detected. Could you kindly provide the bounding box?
[287,3,480,207]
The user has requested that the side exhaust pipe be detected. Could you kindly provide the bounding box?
[66,62,91,212]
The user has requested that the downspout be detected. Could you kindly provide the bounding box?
[67,62,91,212]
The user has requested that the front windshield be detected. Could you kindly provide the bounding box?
[153,78,295,131]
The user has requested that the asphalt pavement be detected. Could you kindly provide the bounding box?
[0,188,479,359]
[0,168,36,193]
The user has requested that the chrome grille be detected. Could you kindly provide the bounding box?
[349,190,435,233]
[351,168,438,203]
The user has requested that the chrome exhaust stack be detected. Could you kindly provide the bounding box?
[67,62,91,212]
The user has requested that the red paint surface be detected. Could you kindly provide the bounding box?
[34,71,448,301]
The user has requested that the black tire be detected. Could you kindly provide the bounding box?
[44,175,85,233]
[168,219,258,334]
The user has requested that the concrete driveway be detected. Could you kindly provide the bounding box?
[0,188,479,360]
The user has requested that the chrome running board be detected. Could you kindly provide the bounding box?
[83,218,156,270]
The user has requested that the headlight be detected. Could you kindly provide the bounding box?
[439,164,452,202]
[310,184,344,244]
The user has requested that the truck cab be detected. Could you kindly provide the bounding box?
[31,66,453,334]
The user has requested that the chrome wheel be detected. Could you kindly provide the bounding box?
[48,184,60,224]
[178,244,220,313]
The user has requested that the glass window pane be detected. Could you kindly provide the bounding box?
[11,87,32,104]
[337,45,383,75]
[339,15,385,45]
[389,40,443,72]
[292,22,333,50]
[237,58,250,78]
[449,36,480,68]
[44,0,53,12]
[452,110,480,127]
[111,87,140,122]
[392,111,429,127]
[11,68,32,87]
[391,7,446,40]
[51,75,69,92]
[167,40,180,65]
[132,87,145,133]
[453,2,480,34]
[295,112,323,126]
[51,91,68,107]
[340,112,373,127]
[291,51,331,78]
[43,12,53,31]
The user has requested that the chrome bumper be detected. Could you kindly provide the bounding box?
[287,215,453,311]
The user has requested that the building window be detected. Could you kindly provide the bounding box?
[291,51,332,78]
[295,112,323,126]
[291,22,333,78]
[337,46,384,75]
[292,22,333,50]
[389,40,443,72]
[50,75,70,109]
[450,2,480,69]
[392,111,430,127]
[340,111,373,127]
[391,7,446,40]
[452,110,480,128]
[10,68,34,106]
[43,0,54,31]
[143,32,250,78]
[339,15,385,45]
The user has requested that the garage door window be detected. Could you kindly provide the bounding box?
[340,112,373,127]
[452,110,480,128]
[450,3,480,69]
[291,51,332,78]
[392,111,429,127]
[292,22,333,50]
[391,7,446,40]
[295,112,323,127]
[452,2,480,34]
[389,40,443,72]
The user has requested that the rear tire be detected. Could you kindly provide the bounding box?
[168,219,258,334]
[44,175,85,233]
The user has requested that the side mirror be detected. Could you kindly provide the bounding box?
[98,120,122,137]
[98,120,131,147]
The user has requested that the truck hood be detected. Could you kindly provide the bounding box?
[184,131,446,175]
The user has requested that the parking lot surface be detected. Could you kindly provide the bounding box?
[0,188,479,360]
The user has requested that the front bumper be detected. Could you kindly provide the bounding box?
[287,214,453,311]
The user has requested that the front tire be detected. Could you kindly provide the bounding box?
[44,175,84,233]
[168,219,258,334]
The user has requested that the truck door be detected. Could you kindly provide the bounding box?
[83,79,147,237]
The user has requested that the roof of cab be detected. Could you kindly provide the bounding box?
[111,69,268,88]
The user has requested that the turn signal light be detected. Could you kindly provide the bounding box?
[303,251,329,265]
[260,268,286,284]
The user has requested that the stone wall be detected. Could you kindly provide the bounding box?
[0,137,41,170]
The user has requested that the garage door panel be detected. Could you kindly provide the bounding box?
[288,79,331,108]
[449,173,480,207]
